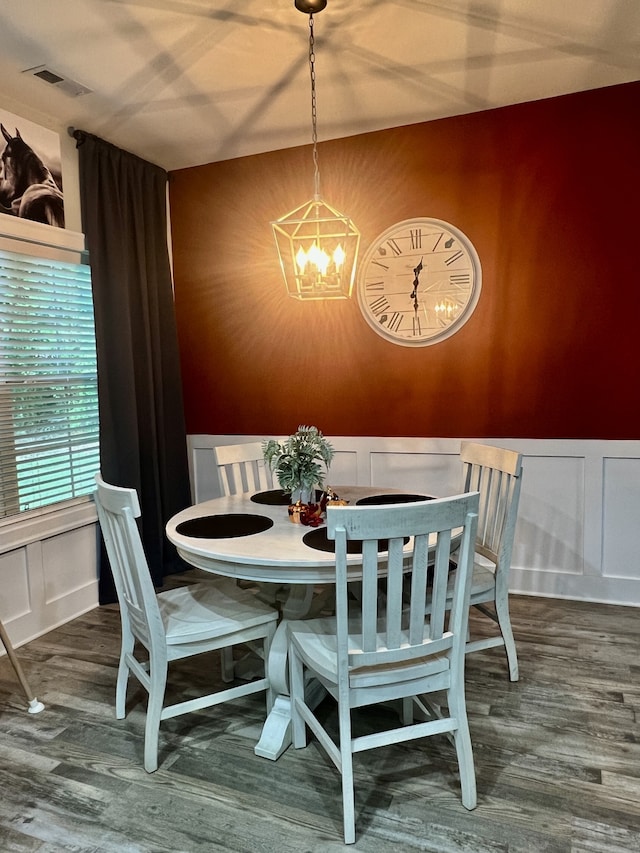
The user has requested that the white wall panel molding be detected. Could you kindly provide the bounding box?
[602,456,640,582]
[0,498,97,555]
[3,434,636,657]
[189,435,640,607]
[0,500,98,652]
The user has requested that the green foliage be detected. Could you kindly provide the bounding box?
[263,425,334,493]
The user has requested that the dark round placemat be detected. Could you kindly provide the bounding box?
[355,493,433,506]
[251,488,324,505]
[303,528,407,554]
[175,514,273,539]
[250,489,291,505]
[303,528,364,554]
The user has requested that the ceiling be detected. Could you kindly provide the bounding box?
[0,0,638,172]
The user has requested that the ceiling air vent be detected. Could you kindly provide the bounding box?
[22,65,93,97]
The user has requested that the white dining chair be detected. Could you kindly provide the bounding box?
[212,441,282,680]
[213,441,274,497]
[93,473,278,773]
[288,492,480,844]
[455,442,523,681]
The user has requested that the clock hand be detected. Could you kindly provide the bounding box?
[410,258,423,300]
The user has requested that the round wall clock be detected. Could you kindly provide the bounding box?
[357,217,482,346]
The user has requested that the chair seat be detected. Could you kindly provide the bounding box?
[427,562,496,614]
[469,564,496,598]
[159,580,278,645]
[289,615,451,689]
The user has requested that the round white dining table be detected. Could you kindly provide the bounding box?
[166,485,436,760]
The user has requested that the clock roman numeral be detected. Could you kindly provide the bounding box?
[366,281,385,291]
[431,233,444,252]
[450,273,470,285]
[413,315,421,336]
[386,239,402,256]
[371,259,390,271]
[369,295,391,316]
[410,229,422,249]
[445,250,464,266]
[386,312,402,332]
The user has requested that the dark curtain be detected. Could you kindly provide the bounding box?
[74,130,191,603]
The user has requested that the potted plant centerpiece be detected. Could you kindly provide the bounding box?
[263,425,334,507]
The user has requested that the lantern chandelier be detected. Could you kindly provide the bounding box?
[272,0,360,300]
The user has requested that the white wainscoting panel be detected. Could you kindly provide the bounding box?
[188,435,640,607]
[0,548,31,620]
[513,453,584,576]
[602,456,640,582]
[0,500,99,652]
[2,435,635,656]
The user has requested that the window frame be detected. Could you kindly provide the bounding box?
[0,216,99,536]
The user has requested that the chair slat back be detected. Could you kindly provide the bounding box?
[93,474,164,649]
[213,442,274,496]
[327,493,479,679]
[460,442,522,570]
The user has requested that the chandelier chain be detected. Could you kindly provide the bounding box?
[308,13,320,200]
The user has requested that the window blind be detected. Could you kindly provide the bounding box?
[0,248,99,518]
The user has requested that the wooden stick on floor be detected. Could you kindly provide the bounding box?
[0,619,44,713]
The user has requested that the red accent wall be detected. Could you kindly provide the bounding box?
[169,82,639,439]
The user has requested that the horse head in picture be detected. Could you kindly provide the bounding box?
[0,124,65,228]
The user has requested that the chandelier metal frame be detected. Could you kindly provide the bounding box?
[272,1,360,301]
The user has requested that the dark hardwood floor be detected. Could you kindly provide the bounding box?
[1,574,639,852]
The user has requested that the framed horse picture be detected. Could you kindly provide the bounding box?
[0,108,64,229]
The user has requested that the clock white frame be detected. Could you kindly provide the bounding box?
[357,217,482,347]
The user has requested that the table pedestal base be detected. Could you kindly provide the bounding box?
[254,695,291,760]
[253,585,333,760]
[254,677,327,760]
